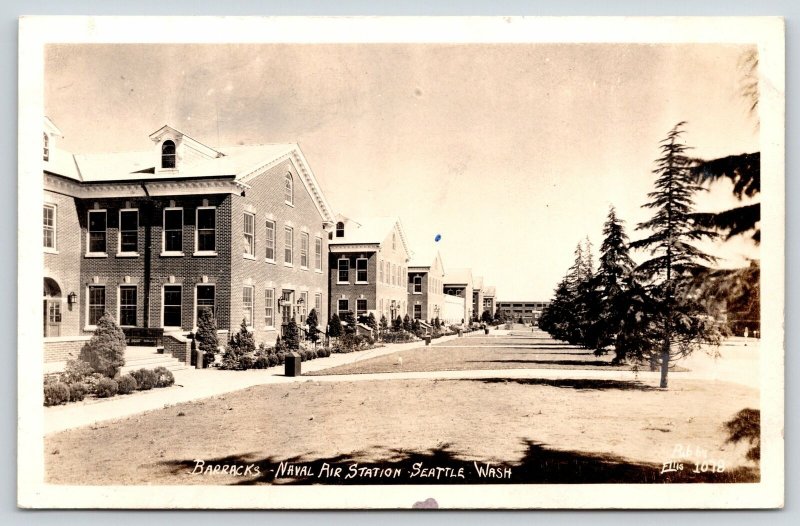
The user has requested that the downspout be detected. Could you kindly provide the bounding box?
[141,183,152,329]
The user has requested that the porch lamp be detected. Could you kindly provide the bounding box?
[67,292,77,305]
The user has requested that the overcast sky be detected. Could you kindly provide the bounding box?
[45,43,759,299]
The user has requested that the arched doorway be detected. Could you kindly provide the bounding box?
[43,277,62,337]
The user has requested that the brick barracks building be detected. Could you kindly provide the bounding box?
[407,249,446,323]
[42,118,335,363]
[328,216,411,325]
[496,301,552,324]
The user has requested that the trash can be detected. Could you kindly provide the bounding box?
[425,336,432,346]
[285,352,302,377]
[195,348,204,369]
[457,329,463,337]
[484,328,489,335]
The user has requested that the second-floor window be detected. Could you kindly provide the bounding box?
[119,209,138,254]
[196,207,216,252]
[43,204,56,250]
[414,275,422,293]
[243,212,255,257]
[315,237,322,271]
[300,232,309,268]
[284,226,293,264]
[356,258,368,283]
[163,208,183,253]
[88,210,107,254]
[338,259,349,283]
[336,221,344,238]
[265,220,275,261]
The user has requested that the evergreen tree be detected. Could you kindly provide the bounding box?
[493,307,506,324]
[631,122,723,388]
[342,310,357,336]
[481,310,493,324]
[284,317,300,350]
[379,314,389,333]
[222,319,256,369]
[366,312,378,333]
[393,315,403,331]
[328,313,343,339]
[306,308,320,345]
[79,311,127,377]
[195,308,219,367]
[403,314,412,331]
[434,316,441,329]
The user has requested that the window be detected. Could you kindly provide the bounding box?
[88,285,105,326]
[88,210,107,254]
[196,207,216,252]
[414,275,422,293]
[335,221,344,238]
[264,288,275,328]
[284,173,293,205]
[265,220,276,261]
[356,258,368,283]
[163,208,183,253]
[314,237,322,271]
[163,285,182,327]
[314,293,321,315]
[119,209,139,253]
[243,286,254,326]
[300,232,309,268]
[161,140,176,169]
[43,133,49,162]
[337,299,349,316]
[356,299,367,318]
[379,260,384,283]
[284,226,294,265]
[119,286,137,326]
[338,259,349,283]
[299,292,308,323]
[243,212,255,257]
[196,284,215,324]
[392,232,396,250]
[414,304,422,320]
[43,204,56,249]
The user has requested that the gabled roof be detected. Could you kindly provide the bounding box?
[483,285,496,297]
[444,268,473,287]
[331,215,411,257]
[44,116,63,138]
[148,124,224,159]
[473,276,485,290]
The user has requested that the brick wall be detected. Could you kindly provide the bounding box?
[43,336,91,362]
[43,190,82,337]
[163,332,192,364]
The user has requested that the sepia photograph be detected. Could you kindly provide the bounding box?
[17,16,785,509]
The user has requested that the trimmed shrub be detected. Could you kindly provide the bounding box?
[132,368,158,391]
[95,378,118,398]
[239,354,255,370]
[253,356,268,369]
[60,358,94,385]
[44,382,70,406]
[275,352,286,366]
[196,309,219,367]
[117,374,138,394]
[82,372,105,395]
[153,367,175,388]
[267,354,278,367]
[78,312,127,378]
[68,382,88,402]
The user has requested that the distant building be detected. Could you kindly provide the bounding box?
[472,276,485,322]
[496,300,551,324]
[407,250,445,322]
[482,286,496,317]
[443,268,474,323]
[328,216,411,326]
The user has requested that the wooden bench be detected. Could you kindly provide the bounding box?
[122,327,164,347]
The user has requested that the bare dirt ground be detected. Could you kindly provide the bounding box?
[314,330,687,376]
[45,375,758,485]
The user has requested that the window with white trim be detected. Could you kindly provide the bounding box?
[196,207,216,252]
[264,288,275,328]
[337,298,349,316]
[43,204,56,249]
[392,232,396,250]
[414,304,422,320]
[299,291,308,323]
[243,212,255,257]
[119,209,139,254]
[265,220,275,261]
[196,284,215,323]
[162,140,176,169]
[356,258,368,283]
[356,299,367,318]
[284,226,294,265]
[314,237,322,271]
[88,210,107,254]
[163,208,183,253]
[300,232,309,268]
[284,173,294,205]
[88,285,105,326]
[335,221,344,237]
[314,293,321,314]
[163,285,182,327]
[379,260,384,283]
[242,286,254,326]
[119,285,137,326]
[43,133,49,162]
[338,258,349,283]
[414,275,422,293]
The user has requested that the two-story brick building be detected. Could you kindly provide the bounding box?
[43,120,335,363]
[443,268,474,324]
[328,216,411,325]
[482,285,497,317]
[406,249,445,322]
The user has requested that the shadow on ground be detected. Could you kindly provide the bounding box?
[158,439,758,485]
[466,377,660,391]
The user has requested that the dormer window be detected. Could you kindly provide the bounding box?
[284,173,294,205]
[43,133,49,162]
[161,140,176,169]
[336,222,345,238]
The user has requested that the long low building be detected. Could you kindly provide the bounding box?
[496,300,551,324]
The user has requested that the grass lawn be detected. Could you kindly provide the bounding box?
[45,376,758,485]
[313,331,688,376]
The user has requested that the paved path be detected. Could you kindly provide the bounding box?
[44,330,760,435]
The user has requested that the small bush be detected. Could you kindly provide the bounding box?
[82,372,105,395]
[153,367,175,387]
[117,374,138,394]
[44,382,70,406]
[275,352,286,366]
[239,354,255,370]
[267,354,278,367]
[299,351,306,362]
[78,312,127,378]
[132,368,158,390]
[253,356,269,369]
[60,359,95,384]
[68,382,88,402]
[95,378,118,398]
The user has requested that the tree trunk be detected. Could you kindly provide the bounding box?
[659,339,670,388]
